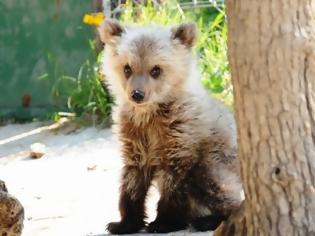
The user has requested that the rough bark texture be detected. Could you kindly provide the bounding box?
[217,0,315,235]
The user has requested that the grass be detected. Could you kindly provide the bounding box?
[51,47,113,127]
[51,0,232,126]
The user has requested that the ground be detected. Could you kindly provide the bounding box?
[0,120,212,236]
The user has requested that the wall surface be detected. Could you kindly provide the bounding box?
[0,0,94,119]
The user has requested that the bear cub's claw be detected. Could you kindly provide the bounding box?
[107,220,145,234]
[147,220,187,233]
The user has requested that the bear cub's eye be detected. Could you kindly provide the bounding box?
[123,64,132,78]
[150,66,161,79]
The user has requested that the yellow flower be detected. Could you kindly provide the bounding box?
[83,13,105,26]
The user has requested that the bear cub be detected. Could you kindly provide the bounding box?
[98,19,243,234]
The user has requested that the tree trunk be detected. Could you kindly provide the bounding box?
[217,0,315,235]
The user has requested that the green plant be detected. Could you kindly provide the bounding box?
[51,48,113,126]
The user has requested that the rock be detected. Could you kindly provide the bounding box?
[0,181,24,236]
[0,180,7,192]
[30,142,46,159]
[87,165,97,171]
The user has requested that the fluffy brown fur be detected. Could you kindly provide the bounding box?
[98,19,243,234]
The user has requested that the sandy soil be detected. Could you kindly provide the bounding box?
[0,120,212,236]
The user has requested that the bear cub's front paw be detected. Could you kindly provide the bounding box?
[147,220,187,233]
[107,220,145,234]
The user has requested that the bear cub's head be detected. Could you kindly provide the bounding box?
[98,20,197,107]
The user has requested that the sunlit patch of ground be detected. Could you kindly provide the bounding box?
[0,121,212,236]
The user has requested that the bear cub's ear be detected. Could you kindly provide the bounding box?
[171,23,197,48]
[98,19,124,46]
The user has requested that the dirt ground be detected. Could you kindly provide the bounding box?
[0,120,212,236]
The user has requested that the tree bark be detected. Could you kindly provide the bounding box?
[217,1,315,235]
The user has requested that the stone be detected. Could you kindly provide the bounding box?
[30,142,46,159]
[0,181,24,236]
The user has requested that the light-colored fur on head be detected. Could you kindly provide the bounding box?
[98,19,237,149]
[98,20,199,109]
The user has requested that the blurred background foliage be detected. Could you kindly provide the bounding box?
[0,0,231,126]
[0,0,94,121]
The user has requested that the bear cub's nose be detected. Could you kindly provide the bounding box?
[131,89,145,103]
